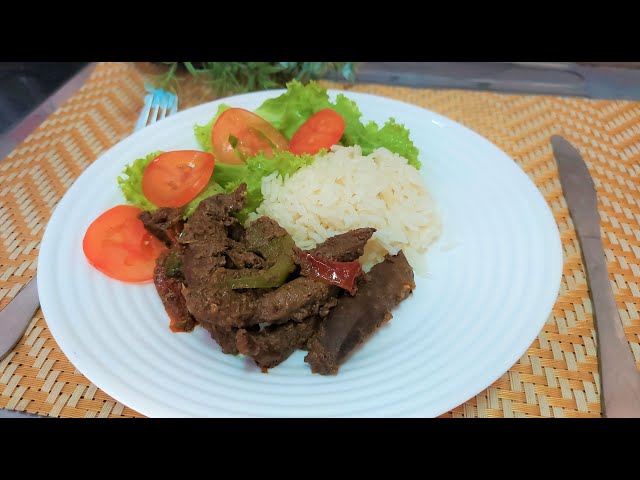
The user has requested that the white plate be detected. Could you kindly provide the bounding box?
[38,89,562,417]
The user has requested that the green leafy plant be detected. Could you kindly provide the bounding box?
[156,62,358,96]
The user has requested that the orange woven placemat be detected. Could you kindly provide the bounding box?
[1,62,638,418]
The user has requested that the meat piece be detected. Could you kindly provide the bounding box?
[221,217,296,290]
[250,229,375,325]
[153,251,197,333]
[225,250,267,269]
[151,185,385,370]
[175,185,250,353]
[139,207,185,247]
[178,184,265,330]
[183,284,262,329]
[247,215,290,242]
[180,183,246,245]
[179,186,248,289]
[200,322,240,355]
[253,277,339,324]
[227,222,245,242]
[305,251,415,375]
[306,228,376,262]
[181,240,229,289]
[237,316,321,370]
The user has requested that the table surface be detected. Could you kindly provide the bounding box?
[5,62,640,149]
[1,62,639,418]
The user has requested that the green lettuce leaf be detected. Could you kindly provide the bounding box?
[332,93,421,168]
[342,116,421,168]
[194,104,231,152]
[365,118,420,166]
[254,80,330,139]
[116,151,162,210]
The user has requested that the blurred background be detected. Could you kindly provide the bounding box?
[3,62,640,139]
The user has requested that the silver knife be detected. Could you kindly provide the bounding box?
[0,274,40,361]
[551,135,640,418]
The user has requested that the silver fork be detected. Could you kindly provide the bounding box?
[0,87,179,365]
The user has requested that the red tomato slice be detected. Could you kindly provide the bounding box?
[211,108,289,165]
[83,205,167,283]
[142,150,215,208]
[289,108,346,155]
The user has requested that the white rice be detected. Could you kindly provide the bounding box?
[247,145,441,274]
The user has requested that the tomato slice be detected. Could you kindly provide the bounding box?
[211,108,289,165]
[142,150,215,208]
[289,108,346,155]
[83,205,167,283]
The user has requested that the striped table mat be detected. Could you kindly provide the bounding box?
[1,62,638,418]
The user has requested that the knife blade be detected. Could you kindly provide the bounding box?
[0,274,40,361]
[551,135,640,418]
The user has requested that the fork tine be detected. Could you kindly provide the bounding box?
[147,90,161,126]
[158,91,170,121]
[134,88,178,133]
[134,92,154,132]
[169,93,178,116]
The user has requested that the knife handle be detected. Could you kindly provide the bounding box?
[580,234,640,417]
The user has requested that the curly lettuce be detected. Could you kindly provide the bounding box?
[117,151,161,211]
[256,80,421,168]
[194,80,421,168]
[194,104,231,152]
[254,80,331,139]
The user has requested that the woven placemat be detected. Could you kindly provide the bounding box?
[1,62,638,418]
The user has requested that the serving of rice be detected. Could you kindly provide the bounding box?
[248,145,441,274]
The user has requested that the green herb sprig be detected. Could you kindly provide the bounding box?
[156,62,358,96]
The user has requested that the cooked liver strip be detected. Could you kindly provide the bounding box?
[139,207,185,247]
[180,184,265,330]
[253,278,338,324]
[237,316,321,370]
[252,228,376,325]
[306,228,376,262]
[200,322,240,355]
[153,251,197,333]
[304,251,415,375]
